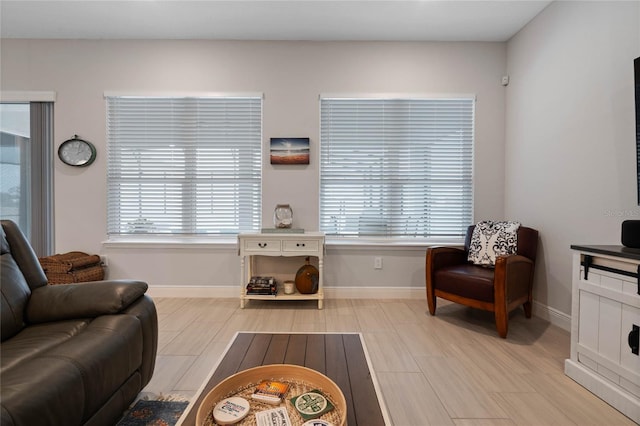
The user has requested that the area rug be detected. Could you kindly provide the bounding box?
[116,399,189,426]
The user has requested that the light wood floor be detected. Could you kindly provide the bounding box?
[143,297,636,426]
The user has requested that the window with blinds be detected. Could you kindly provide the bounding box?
[320,96,474,239]
[106,95,262,236]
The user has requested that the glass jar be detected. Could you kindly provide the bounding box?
[273,204,293,228]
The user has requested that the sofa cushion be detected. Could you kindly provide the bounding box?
[1,357,86,426]
[0,320,89,374]
[0,315,143,425]
[49,315,143,420]
[467,220,520,266]
[434,264,495,303]
[1,254,31,341]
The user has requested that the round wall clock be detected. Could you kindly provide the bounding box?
[58,135,97,167]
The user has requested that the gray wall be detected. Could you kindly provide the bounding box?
[3,2,638,321]
[1,40,507,292]
[506,1,640,317]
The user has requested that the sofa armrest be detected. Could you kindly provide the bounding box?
[494,254,535,301]
[26,280,148,323]
[426,246,468,272]
[122,295,158,387]
[425,246,468,315]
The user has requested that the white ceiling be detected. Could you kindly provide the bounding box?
[0,1,552,42]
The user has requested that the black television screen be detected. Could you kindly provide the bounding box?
[636,57,640,204]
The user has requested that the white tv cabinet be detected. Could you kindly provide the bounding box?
[566,245,640,423]
[238,232,325,309]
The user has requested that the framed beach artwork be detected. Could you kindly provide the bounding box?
[270,137,310,165]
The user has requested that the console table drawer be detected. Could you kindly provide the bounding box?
[244,240,282,253]
[282,240,319,252]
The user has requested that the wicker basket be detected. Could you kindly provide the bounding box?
[39,251,105,285]
[196,364,346,426]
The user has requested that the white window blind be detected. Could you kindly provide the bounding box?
[320,97,474,238]
[106,95,262,235]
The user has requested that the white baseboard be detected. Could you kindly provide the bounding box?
[532,300,571,331]
[146,285,424,300]
[146,285,237,298]
[324,286,425,299]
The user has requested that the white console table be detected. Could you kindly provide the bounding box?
[566,245,640,423]
[238,232,325,309]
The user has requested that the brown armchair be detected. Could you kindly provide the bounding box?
[425,225,538,338]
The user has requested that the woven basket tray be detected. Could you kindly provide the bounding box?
[39,251,104,285]
[197,364,346,426]
[45,265,105,285]
[39,251,102,274]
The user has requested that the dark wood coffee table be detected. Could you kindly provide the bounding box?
[177,332,388,425]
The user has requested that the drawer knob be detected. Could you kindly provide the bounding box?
[629,324,639,356]
[297,243,305,247]
[258,243,267,248]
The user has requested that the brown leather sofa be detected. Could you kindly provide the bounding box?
[0,220,158,426]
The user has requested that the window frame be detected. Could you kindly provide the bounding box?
[105,92,263,238]
[319,94,475,243]
[0,92,55,256]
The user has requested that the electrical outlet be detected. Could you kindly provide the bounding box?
[374,257,383,269]
[100,255,108,267]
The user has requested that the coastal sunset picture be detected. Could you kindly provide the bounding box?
[270,137,310,165]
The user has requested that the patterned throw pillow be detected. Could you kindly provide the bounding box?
[467,221,521,267]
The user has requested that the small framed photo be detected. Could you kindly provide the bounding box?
[270,137,310,165]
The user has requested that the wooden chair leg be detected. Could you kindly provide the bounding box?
[427,291,436,315]
[523,301,532,318]
[426,279,436,315]
[495,304,508,338]
[425,254,436,315]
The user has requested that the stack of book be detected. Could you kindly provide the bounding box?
[246,276,277,295]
